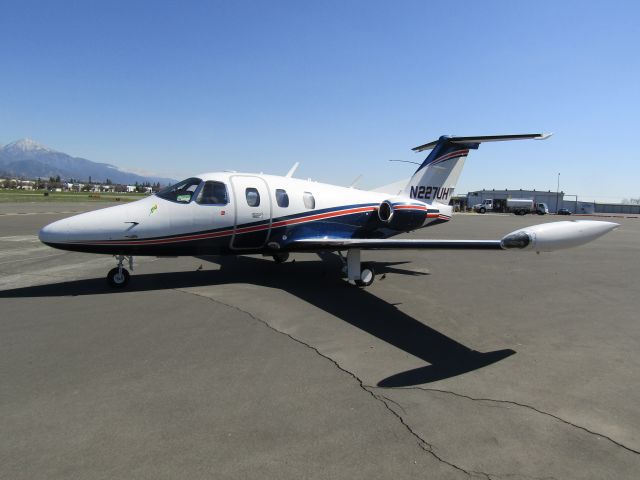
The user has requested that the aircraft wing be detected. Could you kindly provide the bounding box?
[288,238,502,251]
[286,220,619,253]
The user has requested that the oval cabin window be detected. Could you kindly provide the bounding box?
[276,189,289,208]
[303,192,315,209]
[245,188,260,207]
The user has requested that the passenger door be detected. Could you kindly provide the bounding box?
[230,175,272,249]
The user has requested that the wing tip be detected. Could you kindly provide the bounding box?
[535,132,553,140]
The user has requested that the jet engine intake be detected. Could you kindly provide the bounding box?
[378,200,394,223]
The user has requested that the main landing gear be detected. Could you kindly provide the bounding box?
[341,249,375,287]
[107,255,133,288]
[272,249,376,287]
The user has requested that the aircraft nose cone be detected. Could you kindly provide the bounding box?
[39,219,69,244]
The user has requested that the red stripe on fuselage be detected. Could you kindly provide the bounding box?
[271,206,376,228]
[68,205,378,246]
[393,205,428,211]
[391,204,439,218]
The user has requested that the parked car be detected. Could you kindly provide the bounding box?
[557,208,572,215]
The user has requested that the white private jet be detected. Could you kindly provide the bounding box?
[39,134,618,287]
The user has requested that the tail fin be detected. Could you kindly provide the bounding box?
[402,133,551,204]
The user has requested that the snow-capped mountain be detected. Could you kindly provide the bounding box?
[0,139,176,185]
[3,138,54,155]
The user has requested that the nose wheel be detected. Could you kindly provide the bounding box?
[107,267,130,287]
[107,255,133,288]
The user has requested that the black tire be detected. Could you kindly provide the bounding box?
[273,253,290,263]
[479,207,486,214]
[107,267,130,288]
[355,263,375,287]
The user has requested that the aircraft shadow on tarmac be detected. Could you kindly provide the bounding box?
[0,254,515,387]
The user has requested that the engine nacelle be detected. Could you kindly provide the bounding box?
[376,199,430,231]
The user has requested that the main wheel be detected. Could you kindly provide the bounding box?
[107,267,130,288]
[273,253,290,263]
[355,263,375,287]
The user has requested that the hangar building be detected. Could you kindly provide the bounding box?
[457,189,640,215]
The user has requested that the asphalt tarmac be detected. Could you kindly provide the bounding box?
[1,202,639,479]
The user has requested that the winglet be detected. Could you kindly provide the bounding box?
[286,162,300,178]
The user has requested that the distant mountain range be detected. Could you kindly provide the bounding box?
[0,138,176,185]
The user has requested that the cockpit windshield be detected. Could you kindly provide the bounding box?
[156,177,202,203]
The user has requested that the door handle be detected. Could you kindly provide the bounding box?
[252,212,264,219]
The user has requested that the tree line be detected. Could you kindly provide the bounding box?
[1,175,163,193]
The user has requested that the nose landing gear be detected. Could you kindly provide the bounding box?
[107,255,133,288]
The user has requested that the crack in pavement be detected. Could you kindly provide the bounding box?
[174,287,636,479]
[369,390,493,479]
[176,287,494,479]
[380,386,640,456]
[374,391,407,414]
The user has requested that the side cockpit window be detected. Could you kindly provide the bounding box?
[156,177,202,203]
[275,189,289,208]
[196,181,229,205]
[246,188,260,207]
[303,192,315,209]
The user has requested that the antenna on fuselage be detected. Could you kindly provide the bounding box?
[388,159,422,166]
[349,174,363,188]
[286,162,300,178]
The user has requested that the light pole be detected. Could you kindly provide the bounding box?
[555,173,560,213]
[564,194,578,214]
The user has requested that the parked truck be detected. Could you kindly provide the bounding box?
[473,198,549,215]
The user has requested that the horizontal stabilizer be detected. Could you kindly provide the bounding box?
[412,133,552,152]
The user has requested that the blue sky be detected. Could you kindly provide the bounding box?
[1,0,638,201]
